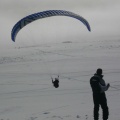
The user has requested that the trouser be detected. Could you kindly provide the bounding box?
[93,93,109,120]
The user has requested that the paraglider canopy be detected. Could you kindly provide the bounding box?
[11,10,91,42]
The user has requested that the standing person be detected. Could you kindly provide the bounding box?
[90,68,110,120]
[51,75,59,88]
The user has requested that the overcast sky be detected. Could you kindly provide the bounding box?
[0,0,120,47]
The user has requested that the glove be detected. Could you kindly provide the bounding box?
[107,83,110,88]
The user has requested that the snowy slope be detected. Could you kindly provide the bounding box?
[0,38,120,120]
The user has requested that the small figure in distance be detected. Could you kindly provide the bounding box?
[51,75,59,88]
[90,68,110,120]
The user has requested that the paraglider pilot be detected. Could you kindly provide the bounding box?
[51,76,59,88]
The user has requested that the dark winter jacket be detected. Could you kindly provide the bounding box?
[90,74,109,94]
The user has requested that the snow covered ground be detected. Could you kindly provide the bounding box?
[0,37,120,120]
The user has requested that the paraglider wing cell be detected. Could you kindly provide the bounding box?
[11,10,91,42]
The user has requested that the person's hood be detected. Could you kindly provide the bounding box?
[94,73,104,78]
